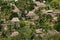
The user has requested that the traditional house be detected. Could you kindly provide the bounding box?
[11,17,19,22]
[32,15,39,20]
[35,1,46,7]
[35,29,42,34]
[26,21,35,26]
[1,18,6,23]
[42,10,60,14]
[47,30,59,35]
[42,10,60,17]
[41,10,53,14]
[10,31,19,37]
[12,4,20,14]
[26,11,39,20]
[12,8,20,14]
[33,0,36,2]
[1,22,8,31]
[26,11,36,17]
[53,10,60,14]
[41,10,55,17]
[35,29,45,34]
[11,17,20,28]
[53,17,58,21]
[35,29,45,37]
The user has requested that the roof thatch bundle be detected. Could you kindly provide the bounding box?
[32,15,39,20]
[35,29,44,34]
[10,31,19,37]
[35,1,46,7]
[41,10,53,14]
[53,10,60,14]
[1,22,8,31]
[11,17,20,22]
[26,21,35,26]
[26,11,36,17]
[12,8,20,14]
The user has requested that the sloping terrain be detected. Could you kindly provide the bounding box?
[0,0,60,40]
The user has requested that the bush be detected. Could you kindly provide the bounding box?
[54,22,60,32]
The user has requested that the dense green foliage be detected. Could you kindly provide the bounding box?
[0,0,60,40]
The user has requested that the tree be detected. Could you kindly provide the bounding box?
[50,0,60,9]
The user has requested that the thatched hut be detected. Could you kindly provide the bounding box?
[11,17,20,22]
[53,10,60,14]
[1,22,8,31]
[11,17,20,28]
[10,31,19,37]
[35,1,46,7]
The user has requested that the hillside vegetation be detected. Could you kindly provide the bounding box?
[0,0,60,40]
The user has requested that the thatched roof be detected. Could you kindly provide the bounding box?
[33,0,36,2]
[11,17,19,22]
[47,30,59,35]
[1,22,8,31]
[26,21,35,26]
[15,0,18,1]
[10,31,19,37]
[53,10,60,14]
[1,23,7,27]
[35,1,46,7]
[26,11,39,20]
[12,8,20,13]
[26,11,36,17]
[32,15,39,20]
[53,17,57,20]
[41,10,53,14]
[10,3,20,14]
[35,29,44,34]
[42,10,60,14]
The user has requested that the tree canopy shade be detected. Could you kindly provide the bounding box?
[15,0,35,11]
[54,22,60,32]
[50,0,60,9]
[9,13,18,20]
